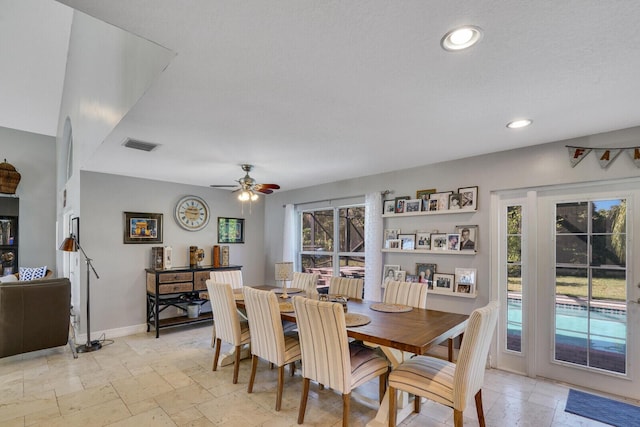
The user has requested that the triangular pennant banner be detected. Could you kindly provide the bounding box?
[594,148,622,169]
[568,146,591,167]
[626,148,640,168]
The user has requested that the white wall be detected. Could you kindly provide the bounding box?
[265,126,640,315]
[0,126,56,269]
[81,171,265,333]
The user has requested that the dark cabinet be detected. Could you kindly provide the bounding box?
[0,197,18,276]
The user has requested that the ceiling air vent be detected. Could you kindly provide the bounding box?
[122,138,159,152]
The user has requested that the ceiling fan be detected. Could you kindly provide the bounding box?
[210,164,280,201]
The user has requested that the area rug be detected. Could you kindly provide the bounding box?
[565,389,640,426]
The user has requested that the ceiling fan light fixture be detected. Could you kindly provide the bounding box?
[238,191,251,201]
[250,192,259,201]
[441,25,483,51]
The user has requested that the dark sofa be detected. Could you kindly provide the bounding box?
[0,277,75,358]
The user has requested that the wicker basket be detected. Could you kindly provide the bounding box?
[0,159,21,194]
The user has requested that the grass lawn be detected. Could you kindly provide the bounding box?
[508,276,626,301]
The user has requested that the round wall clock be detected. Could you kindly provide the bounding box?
[175,195,210,231]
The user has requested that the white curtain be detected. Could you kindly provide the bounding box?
[364,192,383,301]
[282,204,296,268]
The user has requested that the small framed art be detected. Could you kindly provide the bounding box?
[404,199,422,213]
[386,239,401,249]
[431,233,447,250]
[456,225,478,251]
[383,229,400,246]
[416,188,436,202]
[398,233,416,250]
[416,263,436,289]
[218,217,245,243]
[383,264,400,285]
[433,273,455,292]
[383,199,396,214]
[395,270,407,282]
[394,196,410,213]
[415,231,431,250]
[455,268,476,294]
[458,186,478,210]
[124,212,163,244]
[430,191,453,210]
[449,193,462,210]
[446,233,461,250]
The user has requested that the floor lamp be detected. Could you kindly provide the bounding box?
[59,234,102,353]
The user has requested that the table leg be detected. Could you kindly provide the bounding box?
[217,344,251,367]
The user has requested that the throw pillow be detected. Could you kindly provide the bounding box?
[19,266,48,281]
[0,274,18,283]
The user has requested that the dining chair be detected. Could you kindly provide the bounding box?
[242,286,301,411]
[328,276,364,299]
[291,271,319,295]
[210,270,243,289]
[383,280,428,309]
[292,296,389,426]
[205,280,251,384]
[388,301,499,427]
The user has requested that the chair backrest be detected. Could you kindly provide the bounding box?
[206,280,244,345]
[328,276,363,299]
[210,270,243,289]
[242,286,287,365]
[291,272,319,294]
[292,296,351,393]
[383,280,428,309]
[453,300,499,410]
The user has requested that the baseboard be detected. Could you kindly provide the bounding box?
[74,323,148,343]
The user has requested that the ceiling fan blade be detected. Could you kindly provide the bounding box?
[256,183,280,190]
[210,185,238,188]
[256,188,274,194]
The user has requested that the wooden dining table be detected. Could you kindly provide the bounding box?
[231,285,470,426]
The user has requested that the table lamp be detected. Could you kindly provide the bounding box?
[275,261,293,299]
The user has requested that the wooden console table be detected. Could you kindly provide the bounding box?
[146,264,241,337]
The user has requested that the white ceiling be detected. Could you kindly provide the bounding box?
[5,1,640,191]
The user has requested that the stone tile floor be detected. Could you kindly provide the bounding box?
[0,324,620,426]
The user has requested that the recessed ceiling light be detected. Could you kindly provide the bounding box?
[506,119,533,129]
[441,26,483,51]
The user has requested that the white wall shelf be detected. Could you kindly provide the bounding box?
[430,291,477,299]
[381,248,476,255]
[382,208,476,218]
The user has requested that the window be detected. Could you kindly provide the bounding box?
[299,205,365,289]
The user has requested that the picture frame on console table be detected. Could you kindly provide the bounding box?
[123,212,163,244]
[218,217,244,244]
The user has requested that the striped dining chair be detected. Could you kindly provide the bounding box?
[292,296,389,426]
[388,301,499,427]
[291,271,320,295]
[383,280,428,309]
[242,286,301,411]
[210,270,243,289]
[206,280,251,384]
[328,276,364,299]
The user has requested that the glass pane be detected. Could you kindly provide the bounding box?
[556,235,588,265]
[556,267,588,299]
[339,256,365,296]
[339,207,365,253]
[301,254,333,288]
[507,206,522,234]
[556,202,588,233]
[592,268,626,303]
[507,236,521,262]
[592,199,625,234]
[507,265,522,293]
[302,210,334,251]
[591,235,626,267]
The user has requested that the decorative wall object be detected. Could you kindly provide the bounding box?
[218,217,244,243]
[0,159,21,194]
[123,212,163,244]
[567,145,640,168]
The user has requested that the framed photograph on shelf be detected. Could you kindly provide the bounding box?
[395,270,407,282]
[416,188,436,202]
[398,233,416,250]
[383,228,400,245]
[430,191,453,210]
[449,193,462,210]
[431,233,447,250]
[446,233,461,251]
[428,199,439,211]
[458,186,478,210]
[416,263,436,289]
[383,264,401,285]
[386,238,401,249]
[455,268,476,294]
[383,199,396,214]
[433,273,455,292]
[404,198,422,213]
[415,231,431,250]
[456,225,478,251]
[218,217,245,243]
[123,212,163,244]
[394,196,410,213]
[406,274,419,283]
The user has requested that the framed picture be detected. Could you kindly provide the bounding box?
[123,212,163,244]
[384,228,400,243]
[416,188,436,202]
[218,217,245,243]
[455,268,477,294]
[446,233,461,250]
[458,186,478,210]
[416,263,436,289]
[398,233,416,250]
[404,198,422,213]
[433,273,455,293]
[449,193,462,210]
[406,274,419,283]
[428,198,439,211]
[456,225,478,251]
[415,231,431,250]
[383,200,396,214]
[394,196,410,213]
[431,233,447,250]
[430,191,453,210]
[383,264,401,285]
[386,238,401,249]
[71,216,80,244]
[395,270,407,282]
